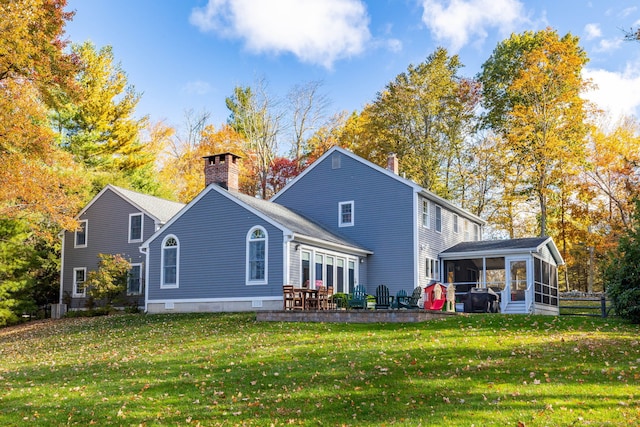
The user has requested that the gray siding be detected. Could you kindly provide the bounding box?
[417,197,483,286]
[275,151,413,295]
[61,188,154,307]
[146,189,284,301]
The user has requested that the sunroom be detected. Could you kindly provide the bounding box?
[439,237,564,315]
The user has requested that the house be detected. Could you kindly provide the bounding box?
[59,185,185,309]
[62,146,564,315]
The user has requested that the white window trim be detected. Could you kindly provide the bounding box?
[74,220,88,248]
[453,214,459,234]
[435,205,442,233]
[298,245,359,293]
[127,263,143,295]
[422,200,430,228]
[128,213,144,243]
[161,235,179,289]
[338,201,354,227]
[246,226,268,285]
[72,267,87,297]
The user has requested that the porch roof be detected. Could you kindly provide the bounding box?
[440,237,564,266]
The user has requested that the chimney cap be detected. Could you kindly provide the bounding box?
[202,152,243,161]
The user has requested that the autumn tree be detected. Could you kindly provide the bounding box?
[349,48,476,197]
[226,80,283,199]
[159,112,245,203]
[52,41,156,194]
[287,81,331,165]
[1,0,82,229]
[479,28,591,238]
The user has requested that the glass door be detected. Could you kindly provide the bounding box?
[507,258,528,302]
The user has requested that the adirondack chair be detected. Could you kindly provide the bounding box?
[374,284,393,309]
[406,286,422,309]
[392,289,409,309]
[347,285,368,309]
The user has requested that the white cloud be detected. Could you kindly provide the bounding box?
[584,23,601,40]
[420,0,527,52]
[190,0,371,69]
[583,64,640,121]
[594,38,624,53]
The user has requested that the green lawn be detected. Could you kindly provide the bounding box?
[1,313,638,426]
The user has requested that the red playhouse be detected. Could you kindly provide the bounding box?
[424,283,446,310]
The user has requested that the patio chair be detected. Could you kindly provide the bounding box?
[374,284,393,309]
[406,286,422,309]
[392,289,409,309]
[283,285,304,310]
[347,285,368,309]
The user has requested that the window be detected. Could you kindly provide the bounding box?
[473,224,480,241]
[75,220,87,248]
[298,249,357,293]
[301,251,311,287]
[161,235,179,288]
[464,220,470,241]
[129,213,143,242]
[422,200,430,228]
[247,226,267,284]
[435,205,442,233]
[425,258,439,281]
[339,201,354,227]
[315,254,324,287]
[73,267,86,297]
[127,264,143,295]
[453,214,459,233]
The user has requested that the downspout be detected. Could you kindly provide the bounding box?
[413,190,419,289]
[140,245,149,313]
[59,232,65,305]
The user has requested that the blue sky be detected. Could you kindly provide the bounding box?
[65,0,640,135]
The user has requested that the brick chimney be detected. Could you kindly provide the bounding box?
[203,152,241,191]
[387,153,399,174]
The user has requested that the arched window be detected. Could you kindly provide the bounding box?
[161,235,179,288]
[247,226,267,284]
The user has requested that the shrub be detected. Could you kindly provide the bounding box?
[85,254,130,307]
[603,200,640,323]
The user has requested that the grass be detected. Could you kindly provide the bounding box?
[0,313,638,426]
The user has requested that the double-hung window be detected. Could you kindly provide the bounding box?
[339,201,354,227]
[129,213,143,242]
[422,200,430,228]
[127,264,143,295]
[426,258,439,281]
[247,226,267,284]
[73,267,86,297]
[161,235,179,288]
[435,205,442,233]
[75,220,88,248]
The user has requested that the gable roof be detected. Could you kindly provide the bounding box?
[272,146,486,225]
[440,237,564,265]
[141,184,372,255]
[75,185,185,226]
